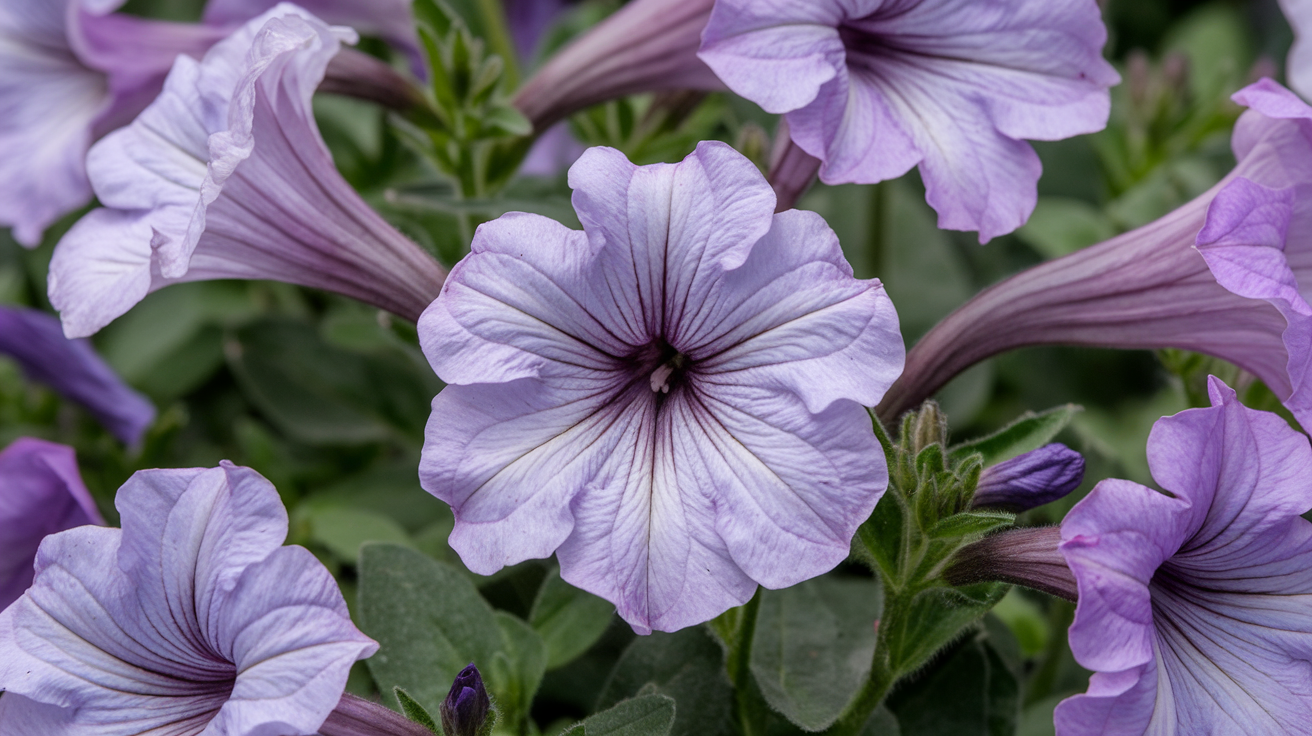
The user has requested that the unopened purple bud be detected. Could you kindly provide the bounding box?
[972,444,1085,513]
[441,664,490,736]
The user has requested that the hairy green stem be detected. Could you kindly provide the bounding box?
[730,590,766,736]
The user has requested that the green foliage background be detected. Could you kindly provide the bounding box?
[0,0,1295,734]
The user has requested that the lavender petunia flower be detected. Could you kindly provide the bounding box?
[0,438,103,611]
[49,5,446,338]
[973,443,1085,512]
[878,79,1312,429]
[699,0,1121,241]
[1055,377,1312,734]
[0,0,420,248]
[0,461,377,734]
[0,306,154,444]
[419,141,904,634]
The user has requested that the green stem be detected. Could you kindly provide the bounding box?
[730,590,766,736]
[476,0,519,88]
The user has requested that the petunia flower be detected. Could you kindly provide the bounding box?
[878,79,1312,429]
[0,0,418,248]
[49,4,446,338]
[418,141,904,633]
[699,0,1119,241]
[1054,377,1312,734]
[0,438,103,611]
[972,443,1085,512]
[0,461,377,734]
[0,305,155,444]
[1281,0,1312,101]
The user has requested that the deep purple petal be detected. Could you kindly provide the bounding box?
[972,443,1085,512]
[0,439,101,611]
[0,306,154,443]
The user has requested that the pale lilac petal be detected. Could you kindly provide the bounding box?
[421,142,901,632]
[699,0,1117,242]
[0,0,104,246]
[51,5,445,337]
[0,439,101,611]
[0,461,373,735]
[1057,380,1312,734]
[0,307,155,443]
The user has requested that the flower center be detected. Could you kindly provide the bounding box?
[649,351,688,394]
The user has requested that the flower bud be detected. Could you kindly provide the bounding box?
[972,444,1085,512]
[440,664,490,736]
[943,526,1077,601]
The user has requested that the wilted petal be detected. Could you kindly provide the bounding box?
[699,0,1118,242]
[0,462,375,734]
[50,5,445,337]
[420,141,903,632]
[878,79,1312,430]
[0,439,101,611]
[1056,378,1312,734]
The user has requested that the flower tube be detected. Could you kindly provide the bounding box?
[49,5,446,338]
[1055,377,1312,734]
[879,79,1312,428]
[0,461,377,733]
[419,141,904,633]
[0,0,418,247]
[0,438,103,611]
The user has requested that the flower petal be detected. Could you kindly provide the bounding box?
[0,438,101,610]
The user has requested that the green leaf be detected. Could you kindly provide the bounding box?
[484,105,533,137]
[357,544,508,717]
[530,568,615,670]
[1016,197,1116,258]
[949,405,1082,466]
[749,576,883,731]
[882,583,1007,677]
[887,624,1020,736]
[394,687,439,733]
[302,505,412,564]
[226,319,438,444]
[492,612,548,721]
[859,706,902,736]
[571,694,677,736]
[928,511,1015,540]
[597,628,735,736]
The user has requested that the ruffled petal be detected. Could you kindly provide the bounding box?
[208,545,376,736]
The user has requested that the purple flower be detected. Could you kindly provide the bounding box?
[0,438,103,611]
[49,5,446,338]
[418,141,904,634]
[0,0,419,248]
[878,79,1312,429]
[512,0,723,132]
[1055,377,1312,734]
[0,306,155,444]
[504,0,569,65]
[973,443,1085,512]
[698,0,1120,242]
[0,461,377,734]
